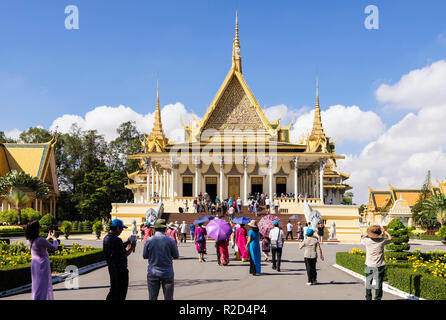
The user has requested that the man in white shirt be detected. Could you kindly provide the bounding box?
[268,221,284,272]
[361,225,392,300]
[286,221,293,240]
[265,197,271,214]
[236,197,242,213]
[274,198,280,214]
[179,221,187,243]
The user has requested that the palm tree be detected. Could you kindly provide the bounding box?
[5,189,31,225]
[421,194,446,226]
[0,170,49,225]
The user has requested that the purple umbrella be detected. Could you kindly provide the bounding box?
[205,219,233,241]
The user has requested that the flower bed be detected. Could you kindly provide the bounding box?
[336,249,446,300]
[0,241,104,292]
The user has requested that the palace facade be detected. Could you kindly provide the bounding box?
[0,139,59,217]
[363,180,446,227]
[111,15,360,242]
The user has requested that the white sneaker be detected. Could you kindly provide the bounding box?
[306,282,313,286]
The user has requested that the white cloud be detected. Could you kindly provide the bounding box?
[290,105,385,144]
[376,60,446,110]
[5,128,21,140]
[50,103,199,142]
[340,60,446,204]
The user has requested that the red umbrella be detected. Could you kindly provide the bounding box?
[258,215,282,237]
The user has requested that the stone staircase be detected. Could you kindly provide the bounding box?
[159,205,306,240]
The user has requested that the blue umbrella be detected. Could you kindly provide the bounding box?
[231,217,251,224]
[193,216,214,225]
[289,215,300,219]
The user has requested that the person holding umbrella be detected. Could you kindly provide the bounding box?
[206,218,233,266]
[246,220,261,275]
[261,236,271,262]
[235,224,249,262]
[194,223,207,262]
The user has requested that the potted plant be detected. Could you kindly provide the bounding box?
[60,221,73,239]
[92,220,104,240]
[435,226,446,245]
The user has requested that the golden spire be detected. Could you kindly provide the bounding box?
[310,77,325,138]
[149,81,166,140]
[232,10,242,73]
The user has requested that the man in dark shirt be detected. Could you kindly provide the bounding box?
[103,219,136,300]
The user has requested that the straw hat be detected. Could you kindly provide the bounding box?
[167,222,176,229]
[151,219,167,229]
[367,225,382,239]
[247,220,258,228]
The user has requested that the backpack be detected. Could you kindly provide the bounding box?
[196,230,205,243]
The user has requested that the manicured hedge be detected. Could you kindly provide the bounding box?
[0,249,104,292]
[386,267,446,300]
[336,252,446,300]
[0,232,23,237]
[336,252,366,276]
[410,234,442,241]
[0,263,31,292]
[50,249,104,273]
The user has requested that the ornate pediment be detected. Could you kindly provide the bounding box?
[202,75,265,131]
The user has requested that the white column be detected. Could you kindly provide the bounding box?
[170,157,177,199]
[243,157,248,204]
[268,156,273,198]
[144,158,151,203]
[151,164,155,198]
[219,158,224,201]
[293,157,299,200]
[194,156,200,197]
[320,159,327,203]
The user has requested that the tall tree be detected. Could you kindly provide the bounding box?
[108,121,143,172]
[412,170,438,229]
[19,127,52,143]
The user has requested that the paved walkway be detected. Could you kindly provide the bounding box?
[3,236,421,300]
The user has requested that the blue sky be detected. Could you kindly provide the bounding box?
[1,0,446,203]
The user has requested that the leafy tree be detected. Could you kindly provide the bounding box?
[19,127,52,143]
[0,170,49,225]
[76,167,132,221]
[108,121,143,172]
[412,170,440,229]
[421,194,446,226]
[342,192,353,205]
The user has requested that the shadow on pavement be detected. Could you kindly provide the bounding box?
[315,281,361,285]
[54,285,110,292]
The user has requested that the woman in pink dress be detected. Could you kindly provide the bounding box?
[194,223,207,262]
[166,222,179,245]
[141,222,153,245]
[25,221,58,300]
[235,224,249,262]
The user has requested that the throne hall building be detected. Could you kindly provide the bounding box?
[111,15,360,242]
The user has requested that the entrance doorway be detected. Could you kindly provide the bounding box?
[276,177,287,196]
[251,177,263,195]
[228,177,240,200]
[182,176,193,197]
[205,177,217,203]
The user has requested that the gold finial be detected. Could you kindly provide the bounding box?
[149,81,167,142]
[232,10,242,73]
[310,77,325,138]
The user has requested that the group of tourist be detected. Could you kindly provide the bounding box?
[23,216,393,301]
